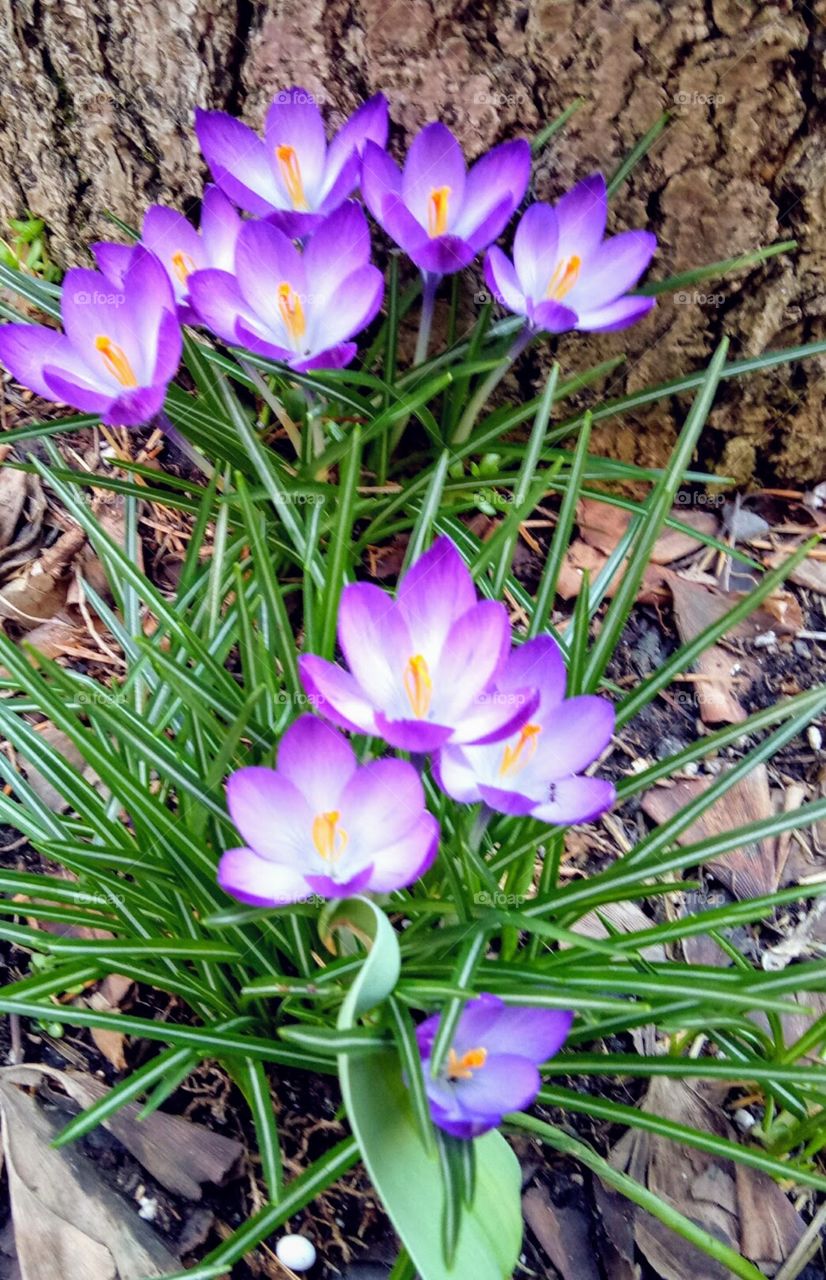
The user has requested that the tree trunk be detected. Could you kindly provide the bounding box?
[1,0,824,483]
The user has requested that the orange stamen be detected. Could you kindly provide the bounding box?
[447,1046,488,1080]
[171,250,196,284]
[311,810,348,862]
[427,186,451,238]
[94,335,138,388]
[403,654,433,719]
[277,282,306,343]
[275,144,308,210]
[546,254,581,300]
[499,722,541,778]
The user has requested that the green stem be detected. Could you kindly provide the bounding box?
[451,325,532,444]
[414,271,440,366]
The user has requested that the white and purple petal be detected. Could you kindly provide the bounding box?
[484,246,526,315]
[195,108,284,216]
[218,847,313,907]
[574,294,656,332]
[276,715,358,812]
[402,123,466,231]
[226,766,312,862]
[298,655,379,736]
[530,774,616,825]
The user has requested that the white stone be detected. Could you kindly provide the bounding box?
[275,1234,317,1272]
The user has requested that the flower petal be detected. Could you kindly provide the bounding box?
[452,685,539,746]
[574,294,656,332]
[292,342,358,372]
[91,242,133,287]
[432,745,484,805]
[200,185,243,272]
[304,202,373,302]
[226,766,311,862]
[42,369,113,415]
[472,1005,573,1062]
[102,382,168,427]
[0,324,95,401]
[276,714,357,811]
[195,108,283,216]
[312,264,384,348]
[555,172,607,263]
[298,654,378,735]
[339,757,427,850]
[484,247,526,315]
[530,774,616,825]
[396,536,477,667]
[529,298,578,334]
[454,140,530,241]
[360,140,403,225]
[151,307,183,386]
[567,229,656,312]
[234,220,306,328]
[402,123,466,231]
[60,266,136,376]
[264,87,328,205]
[326,93,389,183]
[532,694,614,777]
[364,812,439,892]
[501,635,567,711]
[433,600,511,721]
[188,268,253,345]
[316,150,363,213]
[457,1053,541,1120]
[372,714,454,753]
[410,235,475,275]
[513,203,560,301]
[141,205,205,302]
[337,582,410,712]
[218,847,312,907]
[476,782,537,816]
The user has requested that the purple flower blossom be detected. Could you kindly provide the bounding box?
[0,246,181,426]
[361,123,531,274]
[218,715,439,906]
[299,537,538,753]
[195,87,389,237]
[188,203,383,372]
[484,174,656,333]
[92,185,242,326]
[435,635,616,825]
[415,994,572,1139]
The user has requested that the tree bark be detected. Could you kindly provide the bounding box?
[1,0,824,483]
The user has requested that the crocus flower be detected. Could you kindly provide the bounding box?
[188,202,383,372]
[361,123,531,274]
[484,174,656,332]
[415,994,572,1139]
[195,87,389,237]
[0,246,181,426]
[218,715,438,906]
[435,635,616,824]
[92,185,242,325]
[299,537,538,753]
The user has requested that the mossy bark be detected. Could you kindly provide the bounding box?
[1,0,823,482]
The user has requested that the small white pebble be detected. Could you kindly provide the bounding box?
[137,1196,158,1221]
[733,1109,757,1133]
[276,1235,317,1272]
[753,631,777,649]
[807,726,823,753]
[682,761,700,777]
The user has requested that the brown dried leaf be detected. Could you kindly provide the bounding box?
[0,1067,178,1279]
[0,468,28,551]
[0,527,86,630]
[522,1186,601,1280]
[641,768,780,899]
[556,540,671,603]
[577,498,718,565]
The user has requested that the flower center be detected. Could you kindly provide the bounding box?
[499,722,541,778]
[546,254,581,300]
[275,144,309,210]
[94,335,138,388]
[311,810,348,862]
[446,1046,487,1081]
[277,282,307,344]
[171,250,196,284]
[427,186,451,238]
[403,654,433,719]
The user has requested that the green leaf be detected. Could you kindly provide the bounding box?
[332,897,522,1279]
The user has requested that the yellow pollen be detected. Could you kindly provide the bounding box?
[171,250,196,284]
[275,144,309,210]
[277,282,307,343]
[427,186,451,238]
[311,810,348,862]
[403,654,433,719]
[546,254,582,301]
[499,722,541,778]
[447,1046,488,1081]
[94,335,138,388]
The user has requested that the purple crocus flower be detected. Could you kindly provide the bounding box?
[415,994,572,1139]
[361,123,531,274]
[484,174,656,332]
[435,635,615,824]
[0,246,181,426]
[299,537,538,753]
[218,715,439,906]
[188,202,383,372]
[195,87,389,237]
[92,185,242,326]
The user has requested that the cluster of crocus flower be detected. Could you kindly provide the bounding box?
[219,537,611,1137]
[0,85,656,424]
